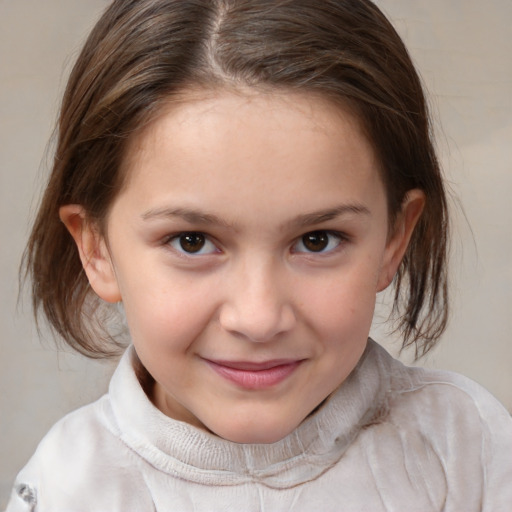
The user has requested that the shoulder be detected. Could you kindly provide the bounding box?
[26,394,125,469]
[7,395,153,511]
[387,358,512,507]
[392,362,512,432]
[366,340,512,428]
[363,340,512,441]
[362,341,512,508]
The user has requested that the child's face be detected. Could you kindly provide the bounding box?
[67,90,422,443]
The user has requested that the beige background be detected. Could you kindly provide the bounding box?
[1,0,511,506]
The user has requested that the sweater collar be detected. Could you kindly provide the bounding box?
[109,339,392,488]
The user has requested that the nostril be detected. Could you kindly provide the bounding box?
[219,302,296,342]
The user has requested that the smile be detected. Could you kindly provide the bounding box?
[204,359,303,390]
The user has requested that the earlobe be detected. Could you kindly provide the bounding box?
[59,205,122,303]
[377,189,425,292]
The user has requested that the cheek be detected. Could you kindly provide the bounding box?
[297,279,376,401]
[299,262,380,333]
[310,289,376,345]
[116,268,220,349]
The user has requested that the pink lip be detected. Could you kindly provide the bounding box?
[204,359,302,390]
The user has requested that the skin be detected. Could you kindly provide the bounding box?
[61,89,424,444]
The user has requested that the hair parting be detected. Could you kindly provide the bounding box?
[24,0,450,359]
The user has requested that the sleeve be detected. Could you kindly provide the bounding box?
[3,405,97,512]
[3,400,155,512]
[430,370,512,511]
[478,387,512,511]
[394,367,512,511]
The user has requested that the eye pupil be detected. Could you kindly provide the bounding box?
[303,231,329,252]
[179,233,206,253]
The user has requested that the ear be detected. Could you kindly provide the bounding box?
[377,189,425,292]
[59,205,122,303]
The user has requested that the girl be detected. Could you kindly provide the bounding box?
[7,0,512,510]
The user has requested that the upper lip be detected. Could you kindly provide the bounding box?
[203,359,303,371]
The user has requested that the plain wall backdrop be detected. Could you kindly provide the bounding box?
[1,0,511,506]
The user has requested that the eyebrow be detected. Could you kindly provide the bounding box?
[141,207,232,228]
[291,204,371,228]
[141,204,370,229]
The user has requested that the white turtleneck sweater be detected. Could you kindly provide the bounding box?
[6,340,512,511]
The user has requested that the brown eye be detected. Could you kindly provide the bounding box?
[302,231,329,252]
[168,232,218,256]
[293,230,343,254]
[179,232,206,253]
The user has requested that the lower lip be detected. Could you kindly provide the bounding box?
[205,361,302,390]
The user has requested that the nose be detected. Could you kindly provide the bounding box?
[219,260,296,342]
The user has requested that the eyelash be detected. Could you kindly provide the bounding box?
[164,230,347,257]
[165,232,220,256]
[291,230,347,255]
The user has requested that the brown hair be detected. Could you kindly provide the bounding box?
[24,0,449,359]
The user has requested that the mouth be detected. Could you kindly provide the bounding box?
[203,358,303,390]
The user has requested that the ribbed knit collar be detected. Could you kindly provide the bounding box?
[108,339,392,488]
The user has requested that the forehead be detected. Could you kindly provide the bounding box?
[116,89,384,221]
[131,89,359,143]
